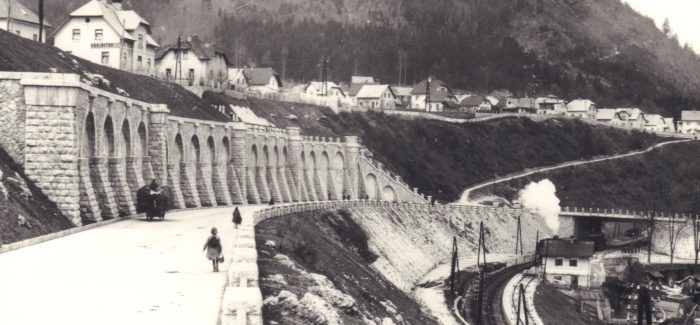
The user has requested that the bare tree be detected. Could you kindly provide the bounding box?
[668,212,688,266]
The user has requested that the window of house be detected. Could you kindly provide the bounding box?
[554,258,563,266]
[147,58,151,68]
[95,29,103,40]
[101,52,109,64]
[569,259,578,267]
[553,275,563,281]
[166,68,172,80]
[137,56,143,67]
[138,34,144,49]
[72,29,80,40]
[182,50,188,60]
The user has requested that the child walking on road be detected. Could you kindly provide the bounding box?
[203,227,223,272]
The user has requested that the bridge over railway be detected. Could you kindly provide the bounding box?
[558,206,690,238]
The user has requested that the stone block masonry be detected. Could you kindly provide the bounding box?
[0,72,429,230]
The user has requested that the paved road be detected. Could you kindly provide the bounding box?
[457,139,692,203]
[0,205,263,325]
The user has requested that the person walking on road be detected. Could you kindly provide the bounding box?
[202,227,223,272]
[232,207,242,229]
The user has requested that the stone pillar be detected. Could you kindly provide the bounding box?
[327,169,338,200]
[167,163,186,209]
[286,127,304,202]
[313,168,325,200]
[266,165,283,203]
[22,81,82,225]
[147,104,169,187]
[228,162,246,204]
[196,162,217,207]
[231,123,248,203]
[284,167,299,202]
[211,162,232,205]
[142,156,156,184]
[78,158,101,223]
[108,157,137,216]
[89,157,119,219]
[344,137,360,199]
[180,162,201,208]
[304,168,318,201]
[246,166,260,203]
[256,166,271,203]
[558,215,575,238]
[125,156,144,201]
[277,166,292,202]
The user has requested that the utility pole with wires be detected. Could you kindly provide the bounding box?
[424,76,431,111]
[515,209,524,255]
[475,221,487,325]
[318,57,330,96]
[38,0,44,42]
[515,283,531,325]
[449,236,460,295]
[175,35,183,82]
[6,0,12,31]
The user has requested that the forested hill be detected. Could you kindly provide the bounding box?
[29,0,700,117]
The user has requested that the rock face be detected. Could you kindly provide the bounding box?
[347,205,551,291]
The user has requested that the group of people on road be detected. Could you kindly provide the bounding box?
[201,207,243,272]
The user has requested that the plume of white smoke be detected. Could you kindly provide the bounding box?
[517,179,561,233]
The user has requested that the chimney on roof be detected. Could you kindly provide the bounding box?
[111,0,123,10]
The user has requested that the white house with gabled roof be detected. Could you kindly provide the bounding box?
[51,0,159,75]
[565,99,597,120]
[677,111,700,134]
[0,0,52,42]
[356,84,399,110]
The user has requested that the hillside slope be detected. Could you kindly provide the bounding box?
[28,0,700,116]
[473,141,700,212]
[0,148,73,245]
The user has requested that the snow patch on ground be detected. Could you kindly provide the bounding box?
[265,274,287,285]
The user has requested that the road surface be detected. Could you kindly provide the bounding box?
[457,139,691,203]
[0,205,263,325]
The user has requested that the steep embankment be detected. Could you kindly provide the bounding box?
[256,206,550,323]
[472,141,700,212]
[0,148,73,245]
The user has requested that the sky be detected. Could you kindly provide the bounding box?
[624,0,700,52]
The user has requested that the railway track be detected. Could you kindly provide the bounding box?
[509,275,538,325]
[480,262,533,325]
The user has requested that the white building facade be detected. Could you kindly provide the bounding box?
[0,0,52,42]
[51,0,159,75]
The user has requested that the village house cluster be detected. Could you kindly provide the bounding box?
[5,0,700,134]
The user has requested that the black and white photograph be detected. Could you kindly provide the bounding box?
[2,0,700,324]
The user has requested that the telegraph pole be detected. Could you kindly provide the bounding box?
[6,0,12,31]
[476,221,487,325]
[175,35,183,82]
[449,236,460,294]
[38,0,44,42]
[516,210,523,255]
[424,76,431,111]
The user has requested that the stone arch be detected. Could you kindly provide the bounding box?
[332,152,345,197]
[282,147,288,166]
[221,137,231,163]
[120,119,131,157]
[137,122,147,157]
[262,145,270,167]
[190,135,201,163]
[272,146,280,167]
[319,151,330,199]
[83,112,97,158]
[365,173,378,200]
[175,134,184,163]
[206,136,215,164]
[249,144,259,166]
[382,185,396,202]
[102,116,115,157]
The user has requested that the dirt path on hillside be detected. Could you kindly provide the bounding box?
[456,139,693,204]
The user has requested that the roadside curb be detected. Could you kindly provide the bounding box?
[0,214,139,255]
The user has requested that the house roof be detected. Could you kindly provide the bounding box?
[517,97,536,108]
[644,114,665,126]
[541,239,595,258]
[356,84,393,99]
[115,10,149,31]
[681,111,700,121]
[351,76,374,84]
[567,99,596,112]
[244,67,281,86]
[460,95,489,107]
[0,0,51,27]
[348,82,373,97]
[596,108,617,120]
[156,36,226,63]
[305,81,340,93]
[392,86,412,97]
[616,108,644,121]
[59,0,137,41]
[410,79,450,95]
